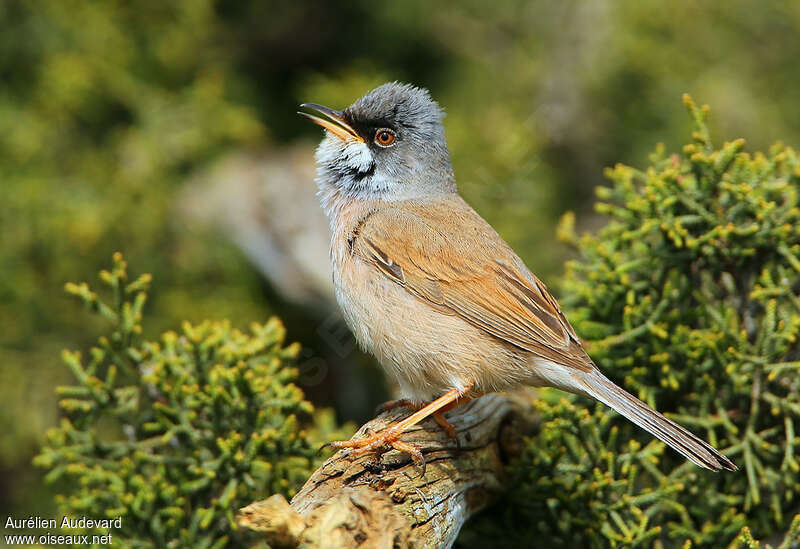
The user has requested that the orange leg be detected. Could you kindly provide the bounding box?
[375,393,481,441]
[326,386,474,472]
[432,413,458,440]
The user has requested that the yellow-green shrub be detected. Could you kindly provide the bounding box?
[35,254,348,548]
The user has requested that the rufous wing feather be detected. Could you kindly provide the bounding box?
[353,196,593,371]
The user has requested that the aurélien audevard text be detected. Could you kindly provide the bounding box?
[5,515,122,545]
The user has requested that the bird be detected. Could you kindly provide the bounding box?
[298,82,737,473]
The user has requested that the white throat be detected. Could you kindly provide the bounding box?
[313,131,458,228]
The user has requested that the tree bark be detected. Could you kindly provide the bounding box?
[237,393,534,549]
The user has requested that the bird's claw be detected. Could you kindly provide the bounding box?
[390,440,427,476]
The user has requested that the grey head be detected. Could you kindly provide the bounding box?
[299,82,456,209]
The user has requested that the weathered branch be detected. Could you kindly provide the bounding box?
[237,393,535,548]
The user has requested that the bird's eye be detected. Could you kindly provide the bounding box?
[374,129,396,147]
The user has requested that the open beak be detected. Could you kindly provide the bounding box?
[298,103,364,143]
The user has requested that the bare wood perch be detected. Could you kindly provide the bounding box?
[237,393,534,549]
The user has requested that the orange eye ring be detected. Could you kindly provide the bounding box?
[374,128,396,147]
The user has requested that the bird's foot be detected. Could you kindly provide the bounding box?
[322,387,474,475]
[323,424,427,473]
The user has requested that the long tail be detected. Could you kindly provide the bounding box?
[579,371,737,472]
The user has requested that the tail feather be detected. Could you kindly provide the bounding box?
[581,372,737,472]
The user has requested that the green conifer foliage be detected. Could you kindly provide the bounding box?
[35,254,348,548]
[467,97,800,548]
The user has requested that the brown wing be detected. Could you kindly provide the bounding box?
[351,196,592,371]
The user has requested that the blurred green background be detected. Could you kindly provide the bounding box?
[2,0,800,528]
